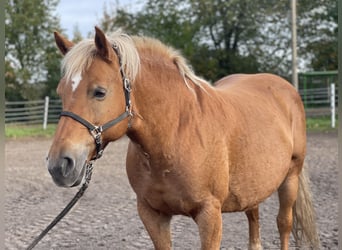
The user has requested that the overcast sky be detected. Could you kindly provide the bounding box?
[55,0,145,38]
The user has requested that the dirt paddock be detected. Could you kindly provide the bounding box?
[5,132,338,249]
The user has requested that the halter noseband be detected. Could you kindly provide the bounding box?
[60,44,132,160]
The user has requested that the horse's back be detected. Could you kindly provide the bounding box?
[214,73,304,124]
[215,73,297,96]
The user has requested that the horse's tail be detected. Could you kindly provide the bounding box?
[292,166,320,249]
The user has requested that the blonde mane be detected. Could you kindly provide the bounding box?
[61,30,140,83]
[61,30,209,89]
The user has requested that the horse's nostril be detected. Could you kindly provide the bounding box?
[60,156,75,177]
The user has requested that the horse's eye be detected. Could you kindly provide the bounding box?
[93,87,106,100]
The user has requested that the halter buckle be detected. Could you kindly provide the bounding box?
[124,78,131,92]
[90,126,103,159]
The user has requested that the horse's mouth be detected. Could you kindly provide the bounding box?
[70,163,86,187]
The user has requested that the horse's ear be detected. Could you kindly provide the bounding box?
[94,26,113,63]
[54,32,74,55]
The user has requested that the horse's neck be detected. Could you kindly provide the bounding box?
[127,68,218,155]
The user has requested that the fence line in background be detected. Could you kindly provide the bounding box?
[5,97,62,129]
[5,86,339,129]
[298,83,338,127]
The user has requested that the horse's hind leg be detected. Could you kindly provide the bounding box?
[245,206,262,250]
[277,170,299,250]
[137,199,172,250]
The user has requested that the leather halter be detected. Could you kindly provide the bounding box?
[60,44,132,160]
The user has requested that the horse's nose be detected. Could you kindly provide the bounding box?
[47,143,89,187]
[48,156,76,180]
[60,156,75,177]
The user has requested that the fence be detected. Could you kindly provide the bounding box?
[5,86,339,129]
[5,97,62,129]
[299,83,338,128]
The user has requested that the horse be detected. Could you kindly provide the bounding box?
[47,26,319,250]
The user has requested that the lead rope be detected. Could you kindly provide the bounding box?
[25,162,94,250]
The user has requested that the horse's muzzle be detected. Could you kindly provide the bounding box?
[47,152,87,187]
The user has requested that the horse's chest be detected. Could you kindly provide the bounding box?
[137,170,193,215]
[134,159,197,214]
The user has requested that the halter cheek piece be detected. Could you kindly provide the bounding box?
[60,44,132,160]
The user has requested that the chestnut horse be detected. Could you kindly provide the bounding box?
[47,27,319,250]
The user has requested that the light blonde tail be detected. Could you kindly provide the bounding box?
[292,166,320,249]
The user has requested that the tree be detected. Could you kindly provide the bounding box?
[71,24,83,43]
[188,0,268,79]
[100,0,291,81]
[100,0,337,82]
[5,0,62,101]
[100,1,200,56]
[297,0,337,71]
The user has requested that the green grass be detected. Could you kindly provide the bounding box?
[306,116,337,132]
[5,124,57,139]
[5,117,337,139]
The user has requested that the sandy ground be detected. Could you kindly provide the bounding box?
[5,132,338,249]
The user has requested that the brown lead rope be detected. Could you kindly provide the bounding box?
[25,162,94,250]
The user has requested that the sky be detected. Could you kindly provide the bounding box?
[55,0,145,38]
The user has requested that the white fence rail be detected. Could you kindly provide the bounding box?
[299,83,338,128]
[5,97,62,129]
[5,86,339,129]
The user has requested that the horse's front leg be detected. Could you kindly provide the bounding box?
[137,199,172,250]
[193,197,223,250]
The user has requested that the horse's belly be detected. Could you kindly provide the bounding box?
[222,157,291,212]
[222,188,276,212]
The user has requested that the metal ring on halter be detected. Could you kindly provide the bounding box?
[89,126,104,159]
[124,78,131,92]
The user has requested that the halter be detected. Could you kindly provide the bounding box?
[60,44,132,160]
